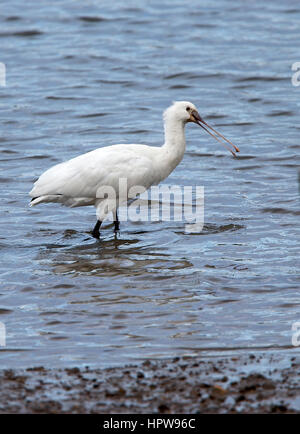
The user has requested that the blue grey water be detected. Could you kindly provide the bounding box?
[0,0,299,368]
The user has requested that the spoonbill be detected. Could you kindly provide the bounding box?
[29,101,239,238]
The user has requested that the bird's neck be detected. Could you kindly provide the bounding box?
[162,118,186,170]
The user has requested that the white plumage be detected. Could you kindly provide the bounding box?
[29,101,239,238]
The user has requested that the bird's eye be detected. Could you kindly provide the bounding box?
[186,107,191,112]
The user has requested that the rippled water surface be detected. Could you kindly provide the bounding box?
[0,0,299,368]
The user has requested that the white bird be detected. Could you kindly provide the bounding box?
[29,101,239,238]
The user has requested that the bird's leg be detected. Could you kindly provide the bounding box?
[92,220,102,239]
[114,210,120,232]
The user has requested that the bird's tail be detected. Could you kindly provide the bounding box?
[30,196,43,207]
[29,195,62,207]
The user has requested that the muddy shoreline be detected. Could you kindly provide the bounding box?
[0,353,299,413]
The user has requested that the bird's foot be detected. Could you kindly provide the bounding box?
[114,221,120,233]
[92,220,102,239]
[92,229,100,239]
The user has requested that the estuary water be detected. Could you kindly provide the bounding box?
[0,0,299,368]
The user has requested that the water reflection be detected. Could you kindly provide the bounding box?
[36,229,193,277]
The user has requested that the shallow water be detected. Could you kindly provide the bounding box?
[0,0,299,368]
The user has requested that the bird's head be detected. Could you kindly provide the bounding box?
[164,101,240,156]
[164,101,199,124]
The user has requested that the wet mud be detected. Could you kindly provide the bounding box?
[0,353,299,413]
